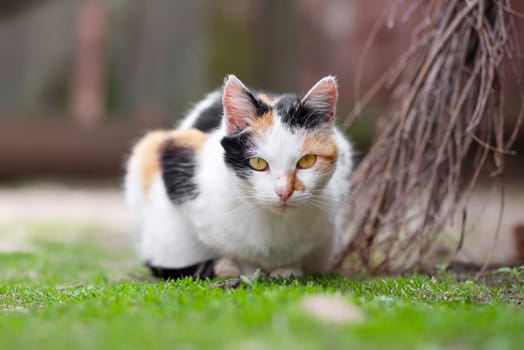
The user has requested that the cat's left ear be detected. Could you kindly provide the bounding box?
[301,76,338,127]
[222,75,257,134]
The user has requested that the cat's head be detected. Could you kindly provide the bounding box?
[220,75,339,215]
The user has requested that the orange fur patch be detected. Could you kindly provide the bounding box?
[133,130,169,195]
[286,170,305,194]
[257,93,272,105]
[302,132,338,172]
[250,94,280,133]
[251,111,274,133]
[167,128,208,150]
[135,128,209,196]
[257,93,281,106]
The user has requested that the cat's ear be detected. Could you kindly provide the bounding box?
[222,75,257,134]
[301,76,338,127]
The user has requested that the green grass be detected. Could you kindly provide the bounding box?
[1,222,523,350]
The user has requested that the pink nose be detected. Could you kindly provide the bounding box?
[275,187,291,201]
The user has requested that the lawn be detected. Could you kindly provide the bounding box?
[1,221,523,350]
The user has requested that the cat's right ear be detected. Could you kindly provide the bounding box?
[300,76,338,129]
[222,75,257,134]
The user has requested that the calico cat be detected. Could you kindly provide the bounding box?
[124,75,353,279]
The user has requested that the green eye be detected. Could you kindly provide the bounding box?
[297,154,317,169]
[248,157,269,171]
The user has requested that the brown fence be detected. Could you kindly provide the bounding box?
[0,119,165,179]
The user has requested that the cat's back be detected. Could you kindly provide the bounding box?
[125,89,225,204]
[178,90,223,133]
[125,128,209,206]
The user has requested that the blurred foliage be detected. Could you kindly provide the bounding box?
[0,0,49,19]
[205,3,256,90]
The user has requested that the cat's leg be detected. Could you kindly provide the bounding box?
[270,231,337,277]
[237,261,266,277]
[214,259,266,278]
[302,231,338,275]
[135,177,216,270]
[214,257,241,277]
[269,265,303,278]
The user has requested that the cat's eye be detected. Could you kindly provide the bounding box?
[297,154,317,169]
[248,157,269,171]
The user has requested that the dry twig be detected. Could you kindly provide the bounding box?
[338,0,522,273]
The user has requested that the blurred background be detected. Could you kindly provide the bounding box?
[0,0,523,264]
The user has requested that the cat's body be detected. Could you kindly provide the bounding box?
[125,75,353,278]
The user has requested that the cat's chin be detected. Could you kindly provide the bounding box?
[268,203,297,215]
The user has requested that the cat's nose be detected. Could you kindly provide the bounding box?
[275,186,292,202]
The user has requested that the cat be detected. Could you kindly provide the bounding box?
[124,75,353,279]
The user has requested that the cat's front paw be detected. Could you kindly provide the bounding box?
[269,267,303,278]
[214,258,241,277]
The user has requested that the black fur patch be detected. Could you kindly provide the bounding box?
[276,94,330,130]
[191,89,269,133]
[192,97,223,132]
[160,142,199,204]
[246,90,270,116]
[220,131,255,179]
[147,260,215,280]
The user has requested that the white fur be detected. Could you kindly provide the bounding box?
[186,118,352,273]
[178,90,222,130]
[222,75,258,133]
[125,79,353,275]
[301,75,338,108]
[124,141,216,268]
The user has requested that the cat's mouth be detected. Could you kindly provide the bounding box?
[274,202,296,214]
